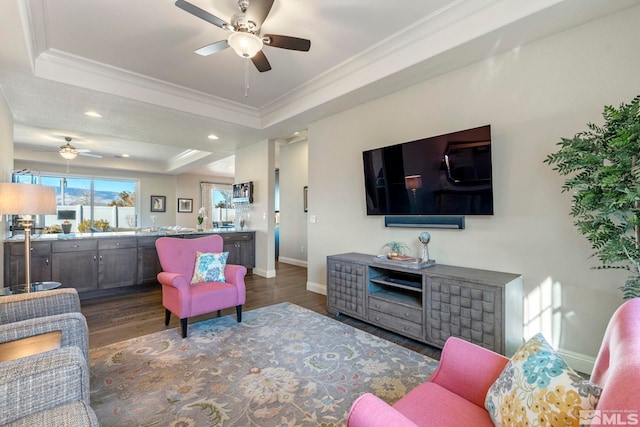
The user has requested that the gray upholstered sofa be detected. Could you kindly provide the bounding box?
[0,289,98,426]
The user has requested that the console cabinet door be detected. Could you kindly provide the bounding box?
[326,258,366,320]
[51,240,98,292]
[425,277,503,353]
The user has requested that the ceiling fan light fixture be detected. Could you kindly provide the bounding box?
[228,31,263,58]
[59,147,78,160]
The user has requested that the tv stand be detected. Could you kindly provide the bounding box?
[327,253,523,356]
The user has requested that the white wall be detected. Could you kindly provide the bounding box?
[278,139,308,266]
[235,140,276,278]
[306,5,640,369]
[0,89,14,284]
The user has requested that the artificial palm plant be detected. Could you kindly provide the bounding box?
[545,95,640,299]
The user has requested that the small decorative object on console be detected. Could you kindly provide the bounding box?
[418,231,435,267]
[381,241,410,258]
[197,207,207,231]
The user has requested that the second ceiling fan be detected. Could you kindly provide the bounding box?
[176,0,311,72]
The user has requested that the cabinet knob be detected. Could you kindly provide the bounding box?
[374,317,380,321]
[46,258,49,265]
[93,256,97,261]
[404,313,409,317]
[72,245,80,248]
[375,304,380,309]
[116,242,120,246]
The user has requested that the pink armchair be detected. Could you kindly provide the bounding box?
[347,298,640,427]
[155,235,247,338]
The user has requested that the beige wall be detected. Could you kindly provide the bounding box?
[278,139,308,266]
[306,5,640,371]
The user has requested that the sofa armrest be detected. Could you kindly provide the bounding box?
[429,337,509,408]
[11,401,99,427]
[347,393,418,427]
[0,313,89,360]
[0,289,81,325]
[0,346,90,426]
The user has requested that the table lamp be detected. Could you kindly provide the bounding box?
[0,183,57,290]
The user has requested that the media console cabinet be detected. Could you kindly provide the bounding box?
[3,230,255,300]
[327,252,523,356]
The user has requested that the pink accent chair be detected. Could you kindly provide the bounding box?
[155,235,247,338]
[347,298,640,427]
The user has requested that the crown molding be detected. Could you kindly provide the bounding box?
[34,49,262,128]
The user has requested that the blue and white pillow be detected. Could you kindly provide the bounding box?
[485,333,601,426]
[190,251,228,284]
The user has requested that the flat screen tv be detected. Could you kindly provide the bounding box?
[363,125,493,216]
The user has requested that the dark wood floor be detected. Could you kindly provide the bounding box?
[81,262,442,360]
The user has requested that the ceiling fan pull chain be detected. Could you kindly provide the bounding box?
[244,57,250,97]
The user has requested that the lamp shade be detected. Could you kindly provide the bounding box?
[227,32,263,58]
[0,183,57,215]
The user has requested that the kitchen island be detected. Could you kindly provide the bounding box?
[3,229,255,300]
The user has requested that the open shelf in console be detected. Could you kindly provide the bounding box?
[368,266,423,309]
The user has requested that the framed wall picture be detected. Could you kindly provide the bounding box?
[178,198,193,213]
[151,195,166,212]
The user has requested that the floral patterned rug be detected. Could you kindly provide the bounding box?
[89,302,438,426]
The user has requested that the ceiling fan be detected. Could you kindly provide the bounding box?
[176,0,311,72]
[58,137,102,160]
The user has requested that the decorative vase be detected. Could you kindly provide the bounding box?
[61,222,72,234]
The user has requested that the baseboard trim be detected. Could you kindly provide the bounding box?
[558,348,595,375]
[307,281,326,295]
[254,268,276,278]
[278,257,308,268]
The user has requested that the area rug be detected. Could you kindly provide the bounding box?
[89,302,438,426]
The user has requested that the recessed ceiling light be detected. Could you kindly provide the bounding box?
[208,134,219,140]
[121,154,130,158]
[84,111,102,118]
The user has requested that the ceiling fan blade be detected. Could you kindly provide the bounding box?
[175,0,230,30]
[263,34,310,51]
[245,0,274,29]
[195,40,229,56]
[79,152,103,158]
[251,50,272,72]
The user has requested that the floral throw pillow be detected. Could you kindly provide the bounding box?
[190,251,228,284]
[485,333,601,427]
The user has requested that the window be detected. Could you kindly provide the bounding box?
[10,172,138,235]
[201,182,234,228]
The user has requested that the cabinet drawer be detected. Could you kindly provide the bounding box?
[368,309,423,340]
[368,296,423,324]
[222,233,252,242]
[99,238,137,250]
[10,242,51,256]
[52,240,98,253]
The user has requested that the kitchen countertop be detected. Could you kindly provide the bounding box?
[3,228,252,242]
